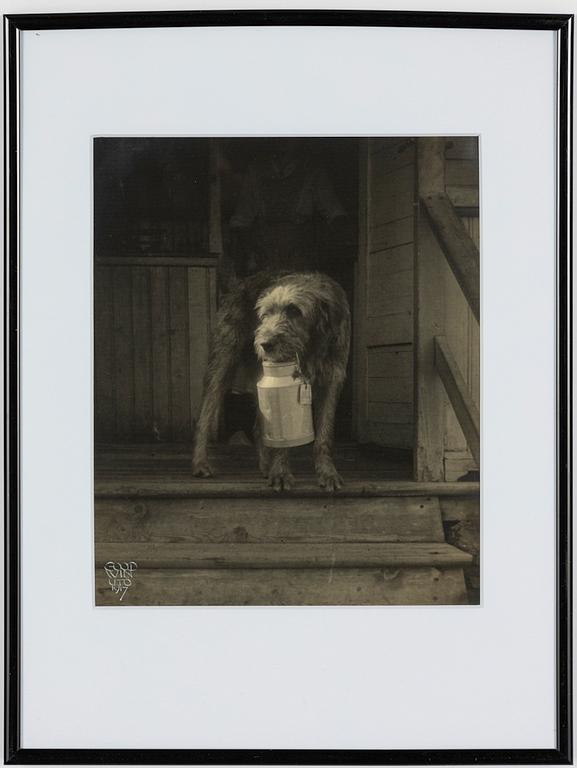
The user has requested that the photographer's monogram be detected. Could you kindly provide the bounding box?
[104,561,137,601]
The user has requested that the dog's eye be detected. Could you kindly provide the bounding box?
[285,304,302,319]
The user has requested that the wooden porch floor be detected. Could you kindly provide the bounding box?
[94,443,482,500]
[95,442,417,494]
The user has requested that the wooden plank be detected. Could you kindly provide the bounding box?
[443,243,471,454]
[370,216,414,252]
[366,312,413,346]
[439,494,480,523]
[370,138,416,175]
[446,186,479,210]
[368,242,414,273]
[95,542,472,570]
[370,193,416,228]
[131,267,152,440]
[366,422,413,449]
[95,477,480,499]
[461,217,481,407]
[95,566,469,606]
[445,158,479,188]
[368,377,413,403]
[370,163,415,201]
[366,286,414,318]
[444,456,478,482]
[367,347,413,378]
[418,137,445,195]
[434,336,480,466]
[208,138,224,257]
[93,266,115,439]
[187,267,211,422]
[111,266,134,439]
[445,137,479,160]
[95,495,445,544]
[354,138,370,442]
[367,271,413,317]
[168,267,191,440]
[96,256,218,267]
[421,192,480,323]
[150,267,171,441]
[367,403,413,424]
[414,212,446,481]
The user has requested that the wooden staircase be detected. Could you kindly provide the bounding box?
[94,448,477,605]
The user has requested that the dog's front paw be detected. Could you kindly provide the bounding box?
[317,465,343,492]
[192,459,214,478]
[268,468,295,492]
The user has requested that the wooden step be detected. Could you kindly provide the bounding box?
[95,562,469,606]
[95,478,480,499]
[95,542,472,570]
[95,495,445,544]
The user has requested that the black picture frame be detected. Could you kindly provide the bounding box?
[4,9,572,765]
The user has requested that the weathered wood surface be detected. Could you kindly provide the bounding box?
[421,193,480,322]
[95,477,480,499]
[354,138,370,443]
[366,312,413,347]
[439,494,480,523]
[93,267,115,439]
[150,266,171,440]
[371,216,414,252]
[414,215,446,481]
[442,216,480,464]
[94,264,217,442]
[96,256,217,267]
[131,267,152,439]
[445,137,479,211]
[95,495,445,544]
[434,336,480,467]
[208,138,224,257]
[95,542,472,569]
[360,137,417,450]
[445,137,479,160]
[95,565,469,606]
[445,186,479,211]
[418,137,446,196]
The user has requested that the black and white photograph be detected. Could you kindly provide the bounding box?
[5,7,571,762]
[93,135,481,606]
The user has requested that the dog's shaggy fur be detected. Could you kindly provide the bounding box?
[192,271,351,491]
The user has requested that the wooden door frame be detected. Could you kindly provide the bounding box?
[353,138,369,442]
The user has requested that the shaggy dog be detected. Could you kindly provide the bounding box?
[192,271,351,491]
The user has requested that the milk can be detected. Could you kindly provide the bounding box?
[256,361,314,448]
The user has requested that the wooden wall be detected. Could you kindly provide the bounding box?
[442,215,480,480]
[94,261,216,443]
[359,138,416,449]
[440,137,480,479]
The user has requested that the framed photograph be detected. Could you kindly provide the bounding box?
[4,8,572,764]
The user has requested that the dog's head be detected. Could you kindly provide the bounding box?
[254,283,315,364]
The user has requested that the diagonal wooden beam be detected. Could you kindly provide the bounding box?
[434,336,480,467]
[422,192,480,322]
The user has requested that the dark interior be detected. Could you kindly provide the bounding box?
[94,137,359,441]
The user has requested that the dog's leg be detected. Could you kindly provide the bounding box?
[268,448,294,492]
[253,415,271,477]
[313,375,345,491]
[192,331,242,477]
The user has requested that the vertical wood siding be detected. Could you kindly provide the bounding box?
[94,264,216,443]
[442,136,480,479]
[364,138,416,448]
[443,216,480,479]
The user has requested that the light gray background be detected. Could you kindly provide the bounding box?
[12,6,561,752]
